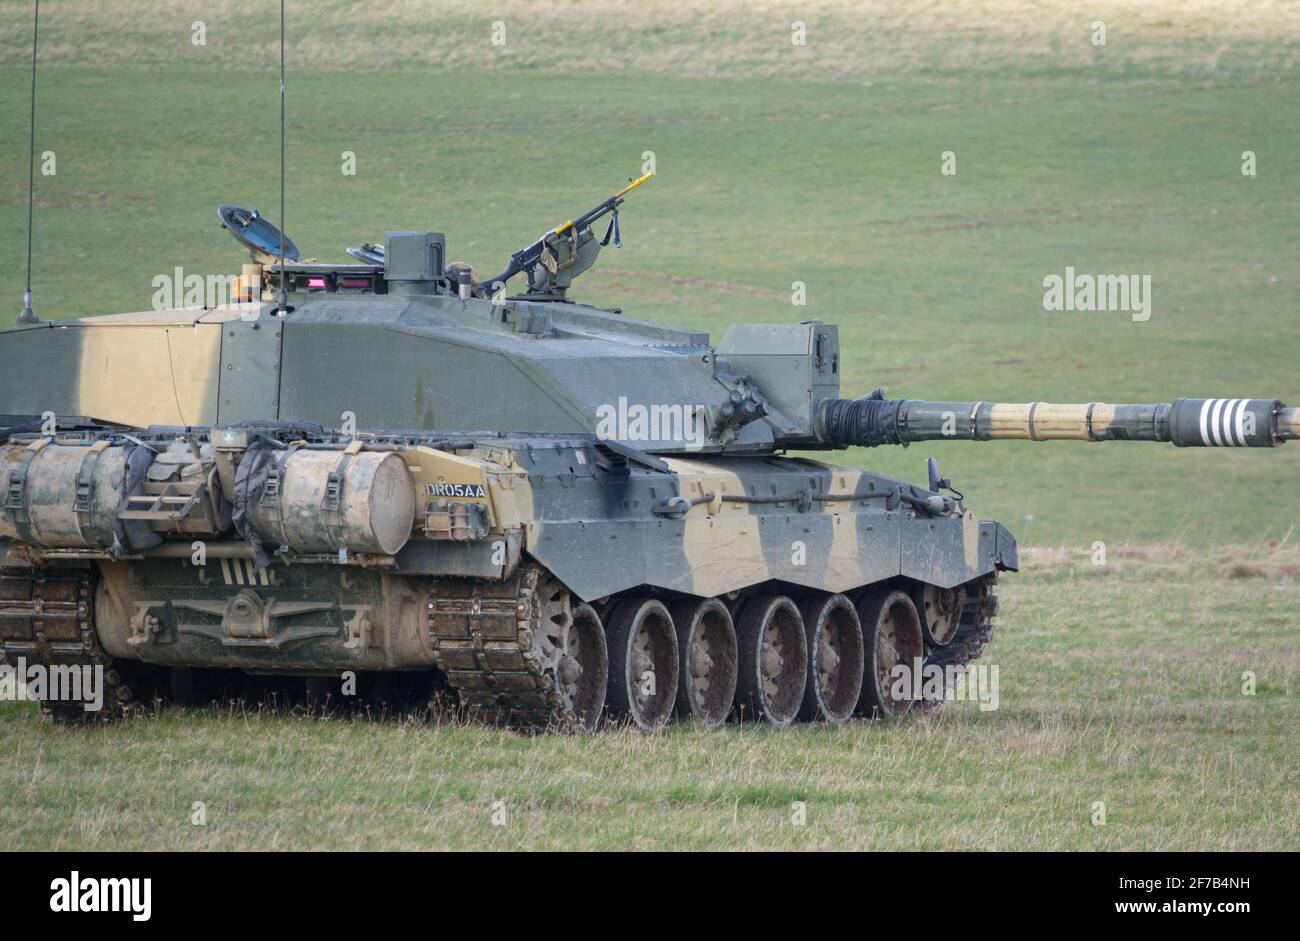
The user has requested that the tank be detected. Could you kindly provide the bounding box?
[1,179,1295,731]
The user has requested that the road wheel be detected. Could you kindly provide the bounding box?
[669,597,737,727]
[734,594,807,725]
[797,593,864,724]
[606,598,679,731]
[856,589,924,718]
[559,604,609,731]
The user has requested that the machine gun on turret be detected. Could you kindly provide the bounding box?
[479,172,654,301]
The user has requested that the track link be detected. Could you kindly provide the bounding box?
[921,573,999,710]
[425,563,572,730]
[0,565,140,722]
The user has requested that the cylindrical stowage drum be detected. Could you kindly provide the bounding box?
[0,442,129,549]
[244,449,415,556]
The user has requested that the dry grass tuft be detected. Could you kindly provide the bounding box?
[1022,540,1300,583]
[1,1,1297,80]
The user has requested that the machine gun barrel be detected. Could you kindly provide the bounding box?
[816,396,1298,448]
[480,172,653,293]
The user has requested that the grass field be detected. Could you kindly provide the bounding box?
[0,1,1296,850]
[1,546,1296,850]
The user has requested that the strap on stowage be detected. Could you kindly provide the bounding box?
[259,442,301,547]
[5,439,50,544]
[74,441,111,512]
[321,441,363,549]
[72,441,112,536]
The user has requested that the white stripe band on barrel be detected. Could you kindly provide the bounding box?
[1233,399,1249,446]
[1225,398,1243,446]
[1218,398,1237,447]
[1199,399,1214,445]
[1223,398,1239,446]
[1209,399,1227,446]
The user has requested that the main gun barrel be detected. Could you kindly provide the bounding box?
[816,396,1298,448]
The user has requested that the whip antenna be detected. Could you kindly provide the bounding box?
[18,0,41,325]
[275,0,288,313]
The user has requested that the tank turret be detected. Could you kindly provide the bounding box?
[3,182,1291,458]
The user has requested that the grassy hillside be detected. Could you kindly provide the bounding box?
[2,1,1297,80]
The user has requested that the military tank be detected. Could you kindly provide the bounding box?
[1,176,1295,731]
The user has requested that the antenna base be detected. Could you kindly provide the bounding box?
[17,290,38,325]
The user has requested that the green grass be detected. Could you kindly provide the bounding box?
[1,546,1295,850]
[0,1,1297,850]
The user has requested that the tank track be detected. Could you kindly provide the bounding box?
[425,565,1001,729]
[921,573,999,710]
[2,561,999,728]
[425,563,571,731]
[0,565,140,723]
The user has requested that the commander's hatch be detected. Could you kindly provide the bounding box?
[218,204,300,265]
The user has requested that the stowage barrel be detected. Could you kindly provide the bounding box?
[243,449,416,556]
[0,442,131,549]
